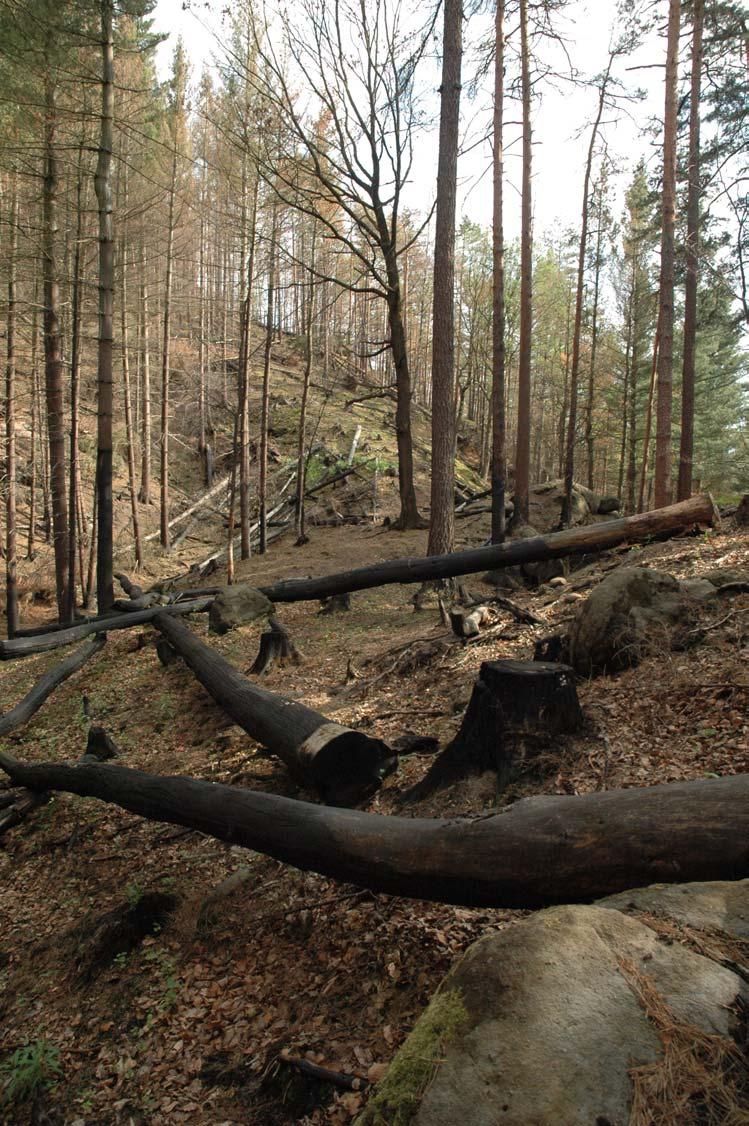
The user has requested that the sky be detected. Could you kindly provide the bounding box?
[150,0,667,245]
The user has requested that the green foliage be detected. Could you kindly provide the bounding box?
[0,1040,62,1106]
[357,989,468,1126]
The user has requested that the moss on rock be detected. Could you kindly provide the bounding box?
[356,988,469,1126]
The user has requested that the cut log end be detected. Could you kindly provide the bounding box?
[298,723,397,807]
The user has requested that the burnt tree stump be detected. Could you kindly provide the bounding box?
[249,617,303,676]
[404,660,583,803]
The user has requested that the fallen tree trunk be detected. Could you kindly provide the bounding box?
[154,613,394,806]
[0,634,106,735]
[0,754,747,908]
[256,494,717,604]
[0,599,212,661]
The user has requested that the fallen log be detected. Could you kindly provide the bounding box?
[0,634,106,735]
[0,599,212,661]
[1,754,747,908]
[154,613,394,806]
[256,494,717,604]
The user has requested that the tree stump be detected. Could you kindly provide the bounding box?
[319,592,351,614]
[156,638,179,667]
[249,617,303,676]
[403,660,582,803]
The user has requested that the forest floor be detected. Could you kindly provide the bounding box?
[0,506,747,1125]
[1,332,748,1124]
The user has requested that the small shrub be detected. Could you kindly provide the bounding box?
[0,1040,62,1106]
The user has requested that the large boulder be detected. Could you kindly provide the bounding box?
[567,566,688,676]
[528,479,591,530]
[599,878,749,938]
[208,585,273,634]
[359,899,747,1126]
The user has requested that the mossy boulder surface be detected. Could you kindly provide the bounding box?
[208,585,273,634]
[358,899,748,1126]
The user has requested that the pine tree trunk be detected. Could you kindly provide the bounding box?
[677,0,703,501]
[138,242,152,504]
[67,136,85,623]
[5,172,19,637]
[120,206,143,570]
[160,151,177,549]
[491,0,507,545]
[585,192,603,490]
[427,0,462,558]
[653,0,681,508]
[95,0,115,613]
[239,177,259,560]
[27,288,39,561]
[295,231,316,542]
[259,206,277,555]
[42,62,69,619]
[515,0,533,525]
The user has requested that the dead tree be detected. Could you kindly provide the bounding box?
[0,600,212,660]
[249,617,303,675]
[1,755,748,909]
[256,494,717,603]
[404,660,583,802]
[0,634,105,735]
[154,613,394,806]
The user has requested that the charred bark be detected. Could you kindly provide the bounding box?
[404,660,582,802]
[1,756,748,909]
[154,613,394,806]
[256,494,717,604]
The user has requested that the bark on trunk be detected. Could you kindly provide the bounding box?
[427,0,462,557]
[43,62,69,619]
[2,757,747,909]
[138,242,152,504]
[677,0,703,502]
[514,0,532,525]
[255,494,716,604]
[259,206,277,555]
[154,613,394,806]
[5,173,19,637]
[653,0,681,508]
[95,0,115,613]
[491,0,507,544]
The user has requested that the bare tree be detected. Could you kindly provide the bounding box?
[248,0,435,529]
[427,0,463,556]
[5,172,19,636]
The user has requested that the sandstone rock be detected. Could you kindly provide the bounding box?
[208,585,273,634]
[359,902,747,1126]
[598,878,749,939]
[568,567,687,676]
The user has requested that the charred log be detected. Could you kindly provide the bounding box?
[404,660,583,802]
[257,495,717,604]
[0,634,106,736]
[0,598,212,661]
[1,753,748,908]
[154,613,394,806]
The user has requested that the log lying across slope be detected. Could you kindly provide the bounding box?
[0,635,106,735]
[0,752,746,908]
[0,599,213,661]
[154,613,394,806]
[257,494,717,604]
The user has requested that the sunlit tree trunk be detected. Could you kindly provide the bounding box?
[514,0,533,524]
[653,0,681,508]
[491,0,507,544]
[5,173,19,637]
[677,0,703,501]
